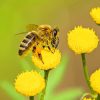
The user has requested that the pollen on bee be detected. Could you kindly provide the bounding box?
[36,47,42,54]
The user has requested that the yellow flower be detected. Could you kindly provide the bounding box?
[81,93,95,100]
[83,97,95,100]
[15,71,45,96]
[90,69,100,94]
[90,7,100,24]
[32,49,61,70]
[67,26,99,54]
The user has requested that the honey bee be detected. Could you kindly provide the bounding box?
[18,24,59,63]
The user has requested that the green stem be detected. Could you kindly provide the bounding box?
[40,70,50,100]
[81,53,93,93]
[96,94,100,100]
[29,96,34,100]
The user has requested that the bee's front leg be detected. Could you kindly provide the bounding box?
[47,46,54,53]
[51,38,59,49]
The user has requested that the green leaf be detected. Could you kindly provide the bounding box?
[0,81,25,100]
[52,88,83,100]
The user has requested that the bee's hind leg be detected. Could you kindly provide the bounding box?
[32,46,44,64]
[38,53,44,64]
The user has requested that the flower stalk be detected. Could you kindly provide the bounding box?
[96,94,100,100]
[30,96,34,100]
[40,70,50,100]
[81,53,93,93]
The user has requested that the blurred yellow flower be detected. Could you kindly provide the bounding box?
[90,69,100,94]
[83,97,95,100]
[67,26,99,54]
[15,71,45,96]
[81,93,95,100]
[32,49,61,70]
[90,7,100,24]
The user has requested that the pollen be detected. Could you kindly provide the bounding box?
[90,7,100,24]
[36,47,42,54]
[32,49,61,70]
[90,69,100,94]
[14,71,45,96]
[67,26,99,54]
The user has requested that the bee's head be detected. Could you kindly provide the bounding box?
[52,27,59,38]
[38,25,52,37]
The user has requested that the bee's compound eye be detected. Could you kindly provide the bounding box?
[53,29,57,37]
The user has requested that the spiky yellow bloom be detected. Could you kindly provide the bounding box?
[90,7,100,24]
[32,49,61,70]
[83,97,95,100]
[90,69,100,94]
[67,26,99,54]
[81,93,95,100]
[15,71,45,96]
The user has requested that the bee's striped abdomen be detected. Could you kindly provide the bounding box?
[18,32,38,56]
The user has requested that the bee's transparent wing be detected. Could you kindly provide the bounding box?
[26,24,38,32]
[16,24,38,35]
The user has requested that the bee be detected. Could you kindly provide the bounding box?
[18,24,59,63]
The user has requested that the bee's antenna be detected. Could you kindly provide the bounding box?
[16,32,26,35]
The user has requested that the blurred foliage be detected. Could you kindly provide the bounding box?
[0,81,25,100]
[0,55,83,100]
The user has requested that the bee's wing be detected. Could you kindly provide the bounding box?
[16,24,38,35]
[26,24,39,32]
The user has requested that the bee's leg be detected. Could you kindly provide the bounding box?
[32,46,36,53]
[51,38,59,49]
[55,38,59,48]
[47,46,54,53]
[42,45,45,49]
[42,45,54,53]
[32,46,44,64]
[38,53,44,64]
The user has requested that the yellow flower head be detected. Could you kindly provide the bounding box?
[67,26,99,54]
[90,7,100,24]
[81,93,95,100]
[90,69,100,94]
[83,97,95,100]
[15,71,45,96]
[32,49,61,70]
